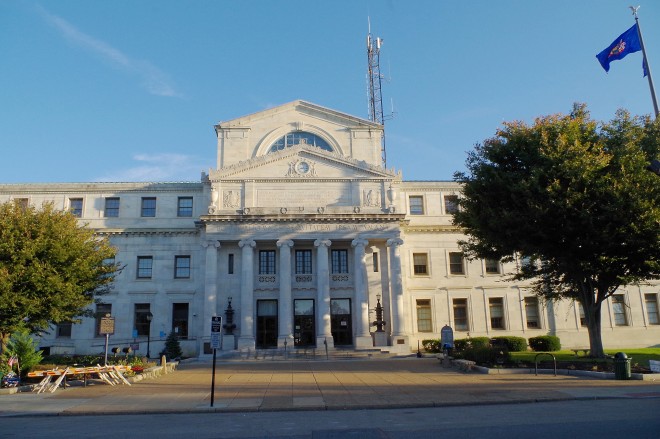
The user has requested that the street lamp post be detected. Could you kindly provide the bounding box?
[146,312,153,358]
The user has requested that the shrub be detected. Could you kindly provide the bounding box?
[459,346,511,366]
[490,336,528,352]
[1,330,43,378]
[161,331,183,360]
[421,339,441,353]
[528,335,561,352]
[454,337,490,352]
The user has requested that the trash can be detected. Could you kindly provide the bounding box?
[613,352,631,380]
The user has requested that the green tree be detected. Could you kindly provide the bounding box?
[0,200,121,349]
[162,331,183,360]
[1,330,43,378]
[453,104,660,358]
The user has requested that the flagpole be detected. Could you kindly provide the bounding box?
[632,8,659,118]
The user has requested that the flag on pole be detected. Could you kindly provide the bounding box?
[596,23,644,74]
[7,355,18,368]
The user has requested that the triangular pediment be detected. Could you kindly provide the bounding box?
[208,144,400,181]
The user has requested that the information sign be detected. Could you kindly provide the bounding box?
[210,316,222,350]
[440,324,454,349]
[99,316,115,336]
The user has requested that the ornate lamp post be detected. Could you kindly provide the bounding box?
[223,297,236,335]
[372,294,387,332]
[146,311,153,358]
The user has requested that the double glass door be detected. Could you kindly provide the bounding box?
[294,299,315,347]
[330,299,352,346]
[256,300,278,348]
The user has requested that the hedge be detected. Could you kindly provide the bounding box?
[490,336,528,352]
[528,335,561,352]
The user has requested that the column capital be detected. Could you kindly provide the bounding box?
[201,240,220,249]
[276,239,294,248]
[386,237,404,248]
[238,239,256,249]
[314,239,332,248]
[351,238,369,248]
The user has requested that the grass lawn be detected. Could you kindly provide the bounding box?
[510,348,660,368]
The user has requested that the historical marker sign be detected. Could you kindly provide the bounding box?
[440,325,454,349]
[99,316,115,336]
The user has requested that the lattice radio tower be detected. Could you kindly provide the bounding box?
[367,23,388,167]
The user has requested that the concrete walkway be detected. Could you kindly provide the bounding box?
[1,357,659,417]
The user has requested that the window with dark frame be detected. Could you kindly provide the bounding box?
[174,255,191,279]
[295,249,312,274]
[578,303,587,327]
[104,197,120,217]
[645,294,659,325]
[177,197,193,217]
[137,256,153,279]
[172,303,189,339]
[413,253,428,275]
[69,198,83,217]
[416,299,432,332]
[15,198,29,210]
[372,252,379,272]
[259,250,276,275]
[331,249,348,274]
[95,303,112,337]
[56,322,72,338]
[453,298,469,330]
[489,297,505,329]
[409,196,424,215]
[525,297,540,328]
[228,253,234,274]
[485,258,500,274]
[134,303,152,336]
[444,195,459,214]
[449,252,465,275]
[141,197,156,217]
[612,295,628,326]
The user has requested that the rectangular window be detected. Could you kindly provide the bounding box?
[413,253,428,275]
[449,252,465,275]
[489,297,505,329]
[95,303,112,337]
[645,294,659,325]
[416,299,432,332]
[177,197,193,217]
[372,252,379,272]
[259,250,276,275]
[137,256,153,279]
[295,250,312,274]
[612,295,628,326]
[453,298,469,331]
[15,198,29,210]
[485,258,500,274]
[444,195,459,214]
[228,253,234,275]
[409,196,424,215]
[331,249,348,274]
[174,255,191,279]
[525,297,540,328]
[104,197,120,217]
[578,303,587,327]
[141,197,156,217]
[69,198,83,217]
[134,303,152,336]
[56,322,72,338]
[172,303,189,339]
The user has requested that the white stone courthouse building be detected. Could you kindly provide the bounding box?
[2,101,659,357]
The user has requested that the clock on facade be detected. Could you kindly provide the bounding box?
[295,160,310,174]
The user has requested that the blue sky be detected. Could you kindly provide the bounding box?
[2,0,659,183]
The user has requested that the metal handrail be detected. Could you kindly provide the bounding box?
[534,353,557,376]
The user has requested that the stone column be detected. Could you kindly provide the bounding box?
[314,239,334,348]
[277,239,294,347]
[351,238,372,348]
[202,240,220,355]
[238,239,256,349]
[387,237,409,351]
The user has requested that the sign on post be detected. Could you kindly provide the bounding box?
[440,324,454,350]
[99,316,115,335]
[210,316,222,350]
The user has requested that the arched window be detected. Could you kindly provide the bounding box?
[268,132,333,153]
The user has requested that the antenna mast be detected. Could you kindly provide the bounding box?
[367,22,387,167]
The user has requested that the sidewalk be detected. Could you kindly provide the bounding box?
[1,357,659,417]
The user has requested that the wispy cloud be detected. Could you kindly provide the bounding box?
[95,153,206,182]
[37,5,182,97]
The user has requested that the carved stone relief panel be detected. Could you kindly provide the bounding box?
[363,189,381,207]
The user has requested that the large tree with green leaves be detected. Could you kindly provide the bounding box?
[0,200,120,349]
[453,104,660,358]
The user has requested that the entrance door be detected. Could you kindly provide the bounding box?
[294,299,315,347]
[331,299,352,346]
[256,300,278,348]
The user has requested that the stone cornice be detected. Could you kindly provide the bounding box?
[402,225,462,233]
[0,182,203,194]
[200,214,407,224]
[95,228,200,237]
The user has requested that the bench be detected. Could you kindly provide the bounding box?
[571,348,590,357]
[452,359,476,372]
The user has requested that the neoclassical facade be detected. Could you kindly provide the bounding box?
[2,101,658,357]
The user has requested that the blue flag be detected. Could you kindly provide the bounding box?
[596,23,642,73]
